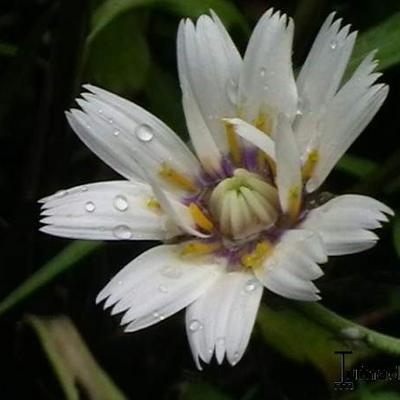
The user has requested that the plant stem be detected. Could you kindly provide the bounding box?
[294,302,400,356]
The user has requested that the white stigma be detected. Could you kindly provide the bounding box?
[209,169,279,239]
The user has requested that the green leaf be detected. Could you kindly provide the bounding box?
[336,154,378,179]
[0,241,101,316]
[257,303,375,381]
[180,382,232,400]
[355,384,400,400]
[89,0,248,43]
[393,216,400,259]
[349,12,400,73]
[86,12,150,95]
[27,315,127,400]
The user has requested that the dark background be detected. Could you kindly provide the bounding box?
[1,0,400,399]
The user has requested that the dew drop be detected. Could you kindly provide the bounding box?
[188,319,203,332]
[330,39,337,50]
[135,124,154,142]
[226,78,238,105]
[117,280,123,286]
[108,117,114,124]
[153,311,159,318]
[113,129,120,136]
[80,186,88,192]
[113,195,129,212]
[260,67,266,77]
[158,284,168,294]
[113,225,133,239]
[85,201,96,213]
[98,108,103,114]
[244,278,259,293]
[55,190,67,198]
[161,265,183,279]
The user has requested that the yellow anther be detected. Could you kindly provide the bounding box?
[189,203,214,233]
[159,163,198,193]
[252,110,273,135]
[302,149,319,180]
[181,241,220,257]
[146,197,161,210]
[225,122,242,165]
[241,241,273,269]
[288,185,301,221]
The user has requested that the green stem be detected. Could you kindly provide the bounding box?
[0,241,101,316]
[294,302,400,355]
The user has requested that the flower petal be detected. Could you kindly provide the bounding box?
[97,244,223,332]
[68,85,200,193]
[40,181,178,240]
[296,50,388,192]
[300,194,393,255]
[185,271,262,368]
[182,81,223,174]
[223,118,276,160]
[255,230,325,301]
[275,116,302,216]
[296,13,357,118]
[238,9,297,128]
[177,13,241,153]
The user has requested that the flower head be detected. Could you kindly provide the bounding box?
[40,9,393,368]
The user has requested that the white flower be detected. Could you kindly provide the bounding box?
[40,9,393,368]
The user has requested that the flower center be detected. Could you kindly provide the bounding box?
[209,168,279,240]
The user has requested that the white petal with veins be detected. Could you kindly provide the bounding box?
[186,271,262,368]
[97,245,223,333]
[40,181,179,240]
[300,194,393,255]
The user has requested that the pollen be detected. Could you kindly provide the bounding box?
[288,185,302,221]
[302,149,319,180]
[189,203,214,233]
[253,110,273,135]
[146,197,161,210]
[225,122,242,165]
[181,241,221,257]
[241,241,273,269]
[159,162,198,192]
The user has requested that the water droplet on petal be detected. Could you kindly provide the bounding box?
[113,129,120,136]
[226,78,238,105]
[188,319,203,332]
[158,284,168,293]
[244,278,259,293]
[98,108,103,114]
[260,67,266,77]
[113,225,133,239]
[135,124,154,142]
[113,195,129,212]
[55,190,67,198]
[161,265,183,279]
[80,186,88,192]
[85,201,96,213]
[330,39,337,50]
[108,117,114,124]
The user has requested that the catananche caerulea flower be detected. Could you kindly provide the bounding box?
[40,9,393,368]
